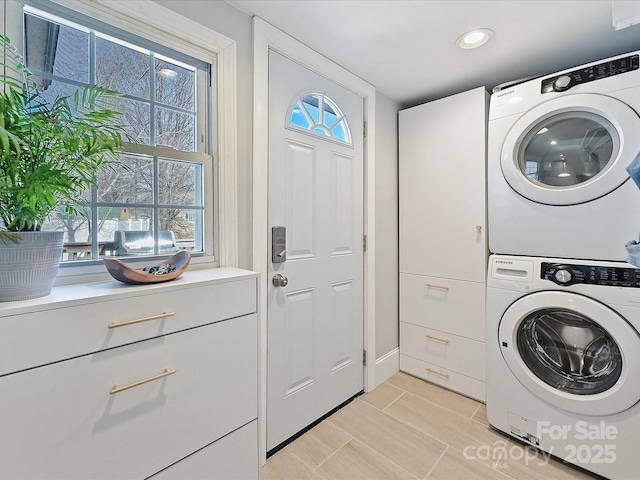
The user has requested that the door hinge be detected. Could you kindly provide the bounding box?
[363,349,367,366]
[363,120,367,138]
[363,234,367,252]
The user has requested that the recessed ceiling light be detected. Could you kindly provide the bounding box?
[457,28,494,49]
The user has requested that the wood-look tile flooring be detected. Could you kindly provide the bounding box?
[262,372,600,480]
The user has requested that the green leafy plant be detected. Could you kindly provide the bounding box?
[0,34,128,233]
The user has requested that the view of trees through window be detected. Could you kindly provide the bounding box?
[23,7,210,261]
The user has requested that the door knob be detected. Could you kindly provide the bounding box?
[272,274,289,287]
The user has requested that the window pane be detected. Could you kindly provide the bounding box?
[25,13,89,84]
[113,98,152,145]
[108,208,155,256]
[158,159,199,206]
[96,36,150,99]
[331,124,347,142]
[303,97,320,123]
[155,107,195,150]
[291,104,311,129]
[28,78,81,106]
[155,58,195,110]
[159,208,201,252]
[97,154,154,204]
[42,208,90,244]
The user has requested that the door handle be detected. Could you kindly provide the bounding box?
[272,274,289,287]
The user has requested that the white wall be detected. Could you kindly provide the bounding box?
[375,92,400,357]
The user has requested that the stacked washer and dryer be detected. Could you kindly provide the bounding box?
[486,51,640,479]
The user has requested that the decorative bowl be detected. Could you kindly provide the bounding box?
[104,251,191,285]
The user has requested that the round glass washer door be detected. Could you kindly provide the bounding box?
[501,94,640,205]
[499,291,640,415]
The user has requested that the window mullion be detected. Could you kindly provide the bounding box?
[89,30,99,257]
[153,155,160,255]
[149,51,156,147]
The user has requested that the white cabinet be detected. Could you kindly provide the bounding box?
[399,87,488,401]
[0,268,259,480]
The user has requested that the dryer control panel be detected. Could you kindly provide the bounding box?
[542,262,640,287]
[541,54,639,93]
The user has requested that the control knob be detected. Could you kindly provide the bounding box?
[554,269,572,284]
[554,75,572,91]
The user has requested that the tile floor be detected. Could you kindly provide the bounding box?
[262,372,601,480]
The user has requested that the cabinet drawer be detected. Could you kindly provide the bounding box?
[400,354,485,402]
[150,421,258,480]
[0,314,258,480]
[400,322,485,381]
[0,278,256,376]
[400,273,485,341]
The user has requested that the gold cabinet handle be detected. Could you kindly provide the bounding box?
[425,283,449,291]
[110,368,177,395]
[425,367,450,379]
[476,225,482,231]
[108,311,175,329]
[425,334,450,344]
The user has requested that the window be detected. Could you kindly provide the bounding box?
[17,4,215,264]
[288,93,352,145]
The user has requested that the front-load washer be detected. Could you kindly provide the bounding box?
[487,254,640,479]
[488,51,640,261]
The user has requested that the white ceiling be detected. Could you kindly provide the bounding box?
[227,0,640,107]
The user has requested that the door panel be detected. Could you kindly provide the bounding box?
[286,140,316,258]
[267,50,364,450]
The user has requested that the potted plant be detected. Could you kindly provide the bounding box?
[0,34,129,301]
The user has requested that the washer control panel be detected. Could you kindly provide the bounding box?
[542,262,640,287]
[541,54,639,93]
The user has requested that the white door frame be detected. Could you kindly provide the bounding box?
[252,17,376,464]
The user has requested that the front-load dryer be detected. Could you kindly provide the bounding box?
[487,254,640,479]
[488,51,640,261]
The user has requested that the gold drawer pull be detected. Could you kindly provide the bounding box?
[108,311,175,329]
[425,367,450,379]
[425,334,450,344]
[110,368,177,395]
[425,283,449,291]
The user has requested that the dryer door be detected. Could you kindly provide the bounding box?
[499,291,640,415]
[501,93,640,205]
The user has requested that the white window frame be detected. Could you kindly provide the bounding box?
[4,0,238,281]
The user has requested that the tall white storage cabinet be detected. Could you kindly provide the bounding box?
[399,87,489,401]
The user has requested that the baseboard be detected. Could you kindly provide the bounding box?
[374,347,399,388]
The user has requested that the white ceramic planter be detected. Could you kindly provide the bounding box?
[0,231,64,302]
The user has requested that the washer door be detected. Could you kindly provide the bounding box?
[499,291,640,415]
[501,93,640,205]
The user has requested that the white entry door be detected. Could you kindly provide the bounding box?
[267,50,364,450]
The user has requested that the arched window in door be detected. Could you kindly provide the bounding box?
[288,92,352,145]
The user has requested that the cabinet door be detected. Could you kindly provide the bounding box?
[399,87,488,282]
[0,314,257,480]
[149,421,258,480]
[0,278,257,376]
[400,273,486,342]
